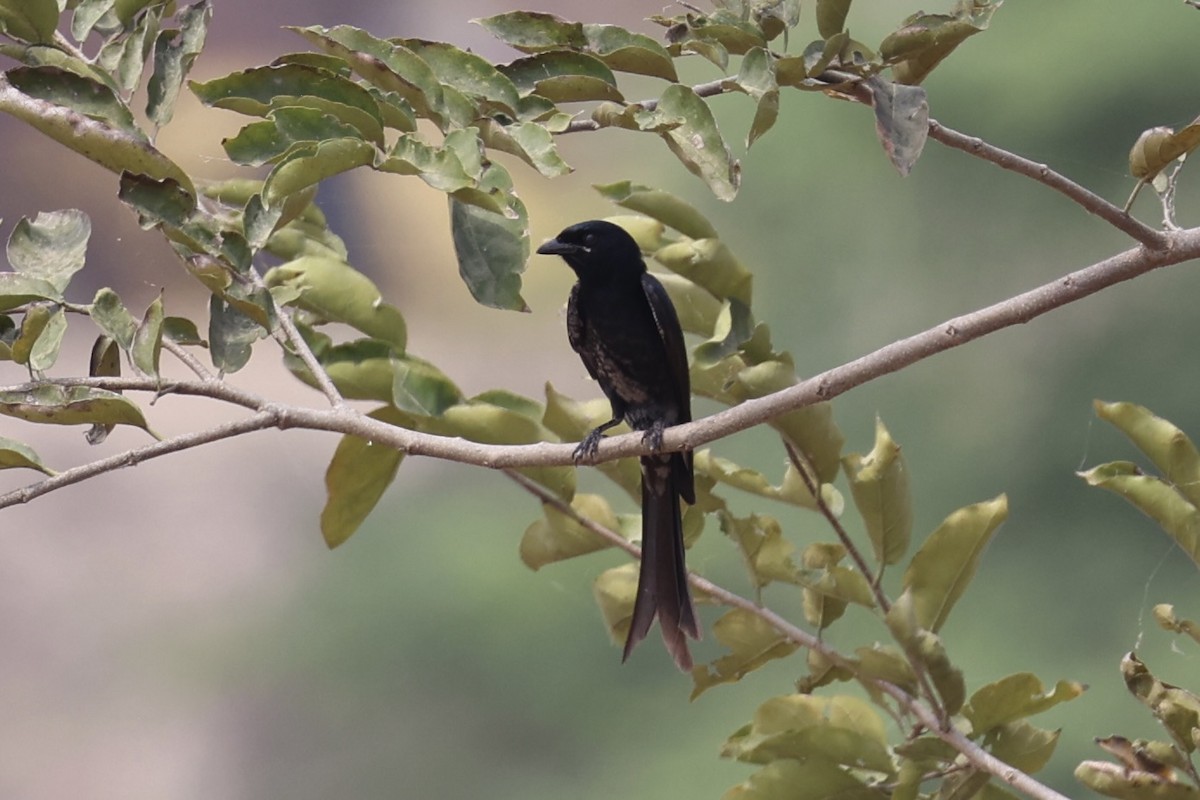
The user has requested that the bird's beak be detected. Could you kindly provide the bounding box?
[536,238,582,256]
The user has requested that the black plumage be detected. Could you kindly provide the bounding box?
[537,220,700,670]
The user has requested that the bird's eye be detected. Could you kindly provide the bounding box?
[584,233,596,246]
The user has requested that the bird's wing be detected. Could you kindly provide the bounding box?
[640,273,690,424]
[642,273,695,504]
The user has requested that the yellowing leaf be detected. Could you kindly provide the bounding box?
[964,672,1086,734]
[901,494,1007,631]
[519,493,617,570]
[321,406,407,549]
[843,416,912,566]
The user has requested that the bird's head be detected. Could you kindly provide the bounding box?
[537,220,646,282]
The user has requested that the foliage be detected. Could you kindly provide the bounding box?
[0,2,1199,800]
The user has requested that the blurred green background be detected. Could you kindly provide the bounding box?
[2,1,1200,798]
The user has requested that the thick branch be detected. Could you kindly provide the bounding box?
[3,229,1199,500]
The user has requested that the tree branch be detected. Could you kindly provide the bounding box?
[0,409,283,508]
[4,228,1199,508]
[503,469,1072,800]
[560,71,1166,249]
[925,119,1167,249]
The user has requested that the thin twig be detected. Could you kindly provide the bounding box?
[784,442,887,612]
[926,119,1167,249]
[244,263,345,409]
[560,69,1166,249]
[784,440,948,727]
[162,338,213,380]
[503,469,1071,800]
[0,409,282,508]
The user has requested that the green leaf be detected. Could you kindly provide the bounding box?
[117,173,197,230]
[223,106,369,166]
[26,304,66,372]
[964,672,1087,735]
[10,302,55,366]
[0,273,62,311]
[594,563,639,649]
[283,337,393,402]
[691,609,799,698]
[816,0,852,38]
[855,644,918,695]
[1079,462,1200,568]
[262,137,375,208]
[131,293,163,377]
[657,272,722,338]
[913,629,966,715]
[723,758,876,800]
[842,416,912,566]
[498,51,621,102]
[0,0,58,43]
[1095,401,1200,509]
[594,181,718,239]
[583,23,678,81]
[0,68,194,195]
[478,119,571,178]
[7,65,138,133]
[474,11,586,50]
[71,0,115,42]
[90,287,139,350]
[984,720,1060,774]
[729,359,845,483]
[698,450,818,508]
[863,75,928,176]
[287,25,444,126]
[449,196,529,312]
[7,209,90,293]
[208,294,261,373]
[264,255,407,353]
[0,435,55,474]
[321,406,407,549]
[520,493,617,570]
[86,334,121,444]
[719,510,800,588]
[721,693,892,773]
[390,355,463,416]
[95,2,160,95]
[728,48,778,147]
[1129,121,1200,183]
[147,0,212,128]
[395,38,520,117]
[191,63,384,139]
[656,85,740,201]
[900,494,1007,631]
[881,2,1000,86]
[430,398,574,500]
[653,238,753,305]
[0,385,152,433]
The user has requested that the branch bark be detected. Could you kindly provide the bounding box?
[3,226,1199,514]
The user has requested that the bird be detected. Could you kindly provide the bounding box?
[537,219,700,671]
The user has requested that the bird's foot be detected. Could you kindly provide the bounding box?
[642,421,665,452]
[573,427,605,463]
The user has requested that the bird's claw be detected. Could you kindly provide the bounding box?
[573,429,604,463]
[642,422,665,452]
